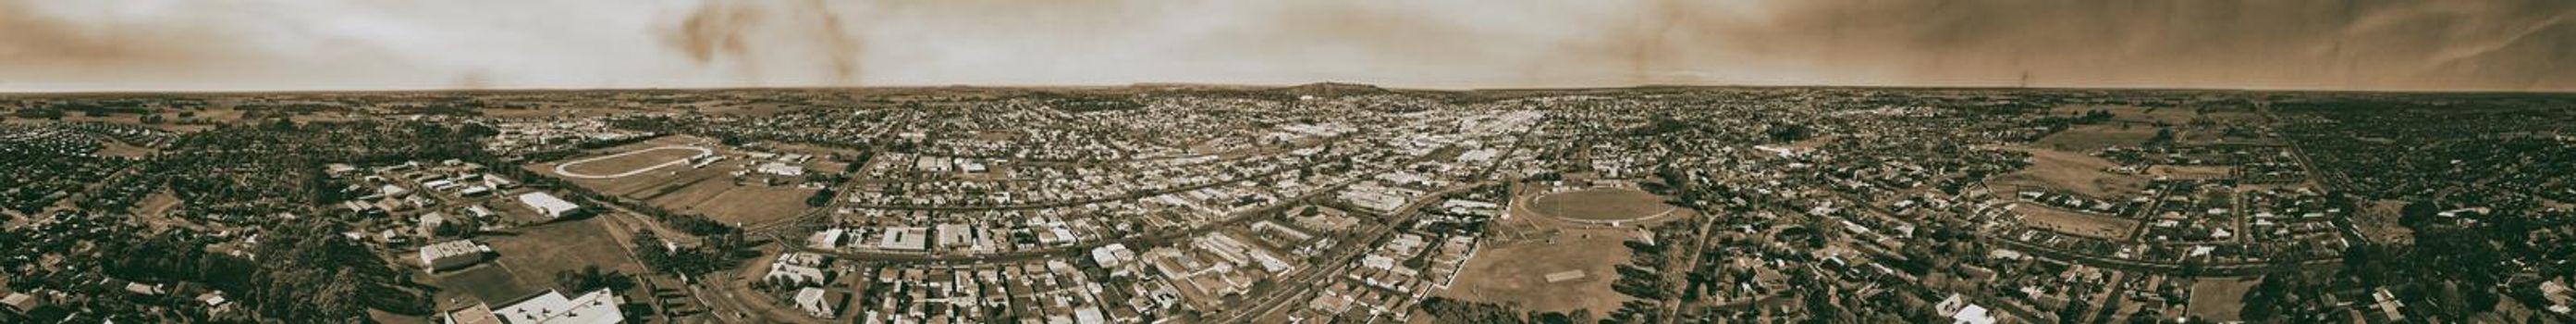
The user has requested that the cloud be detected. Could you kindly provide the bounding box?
[662,0,864,83]
[0,0,2569,92]
[1677,0,2576,90]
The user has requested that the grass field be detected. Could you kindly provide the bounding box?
[1438,209,1639,314]
[558,145,708,177]
[2148,166,2236,180]
[1532,188,1675,221]
[2051,105,2204,125]
[644,178,816,226]
[529,135,816,227]
[1988,146,2148,199]
[485,219,648,279]
[433,266,534,305]
[2010,204,2140,240]
[427,218,652,307]
[2189,277,2260,322]
[2034,124,2159,152]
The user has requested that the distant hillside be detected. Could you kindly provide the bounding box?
[1278,82,1392,98]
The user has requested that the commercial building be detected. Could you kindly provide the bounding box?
[445,289,624,324]
[515,192,583,219]
[419,240,493,272]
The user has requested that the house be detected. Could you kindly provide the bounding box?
[1,292,42,315]
[417,212,450,237]
[807,228,847,249]
[516,192,583,219]
[766,252,831,286]
[420,240,494,272]
[459,185,495,197]
[793,287,846,318]
[936,223,977,250]
[1090,243,1136,269]
[1934,293,1996,324]
[484,174,519,189]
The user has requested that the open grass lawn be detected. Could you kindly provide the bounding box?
[479,219,649,295]
[2034,124,2159,152]
[559,145,708,176]
[2010,204,2139,240]
[559,162,730,198]
[2189,277,2260,322]
[1532,188,1675,221]
[524,134,816,227]
[432,265,535,305]
[527,136,724,193]
[535,156,816,228]
[648,179,816,226]
[1438,214,1638,314]
[1988,146,2148,199]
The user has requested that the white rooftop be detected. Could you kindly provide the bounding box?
[491,289,622,324]
[516,192,581,218]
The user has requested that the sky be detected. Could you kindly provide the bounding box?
[2,0,2570,92]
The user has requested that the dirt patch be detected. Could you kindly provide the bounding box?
[1987,146,2149,200]
[2010,204,2140,240]
[2189,277,2260,322]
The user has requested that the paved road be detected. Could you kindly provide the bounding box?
[776,177,1358,264]
[836,158,1335,211]
[1216,181,1494,323]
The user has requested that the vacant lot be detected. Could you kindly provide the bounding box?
[1439,212,1639,314]
[558,145,709,178]
[2034,124,2159,152]
[1987,146,2149,199]
[1532,188,1676,222]
[2011,204,2140,240]
[2189,277,2261,322]
[2352,200,2416,244]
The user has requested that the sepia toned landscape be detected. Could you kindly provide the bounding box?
[5,86,2573,324]
[4,0,2573,323]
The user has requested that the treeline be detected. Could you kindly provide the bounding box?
[629,230,755,278]
[92,219,434,322]
[514,132,673,163]
[472,151,754,277]
[1417,297,1618,324]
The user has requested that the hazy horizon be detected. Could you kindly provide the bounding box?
[5,0,2570,93]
